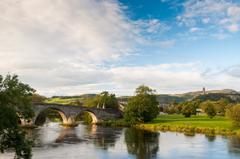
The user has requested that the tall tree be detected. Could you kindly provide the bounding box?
[85,91,118,109]
[0,74,35,158]
[124,85,159,123]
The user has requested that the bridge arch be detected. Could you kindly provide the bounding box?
[34,107,68,126]
[75,110,98,124]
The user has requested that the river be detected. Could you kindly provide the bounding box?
[1,122,240,159]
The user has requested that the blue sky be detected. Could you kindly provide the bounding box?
[0,0,240,96]
[118,0,240,67]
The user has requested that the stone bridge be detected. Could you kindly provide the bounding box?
[24,103,122,126]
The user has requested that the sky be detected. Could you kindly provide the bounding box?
[0,0,240,96]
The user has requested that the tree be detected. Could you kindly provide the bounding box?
[226,104,240,127]
[0,74,35,158]
[201,101,216,118]
[214,98,229,116]
[181,101,198,117]
[124,85,159,123]
[84,91,118,109]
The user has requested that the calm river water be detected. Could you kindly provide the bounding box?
[1,122,240,159]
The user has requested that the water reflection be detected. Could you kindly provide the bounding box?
[205,135,216,142]
[83,124,122,150]
[2,123,240,159]
[55,127,82,144]
[228,136,240,153]
[124,128,159,159]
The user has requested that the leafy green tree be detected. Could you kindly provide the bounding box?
[181,101,198,117]
[124,85,159,123]
[226,104,240,127]
[214,98,229,116]
[201,101,216,118]
[0,74,35,158]
[84,91,118,109]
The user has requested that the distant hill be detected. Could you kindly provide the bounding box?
[44,89,240,107]
[194,92,240,103]
[176,89,239,101]
[156,94,185,104]
[157,89,240,106]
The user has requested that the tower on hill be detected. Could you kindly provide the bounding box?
[203,87,206,95]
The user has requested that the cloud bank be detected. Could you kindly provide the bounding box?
[0,0,240,96]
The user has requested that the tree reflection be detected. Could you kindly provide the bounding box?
[228,136,240,153]
[85,125,122,150]
[205,135,216,142]
[124,128,159,159]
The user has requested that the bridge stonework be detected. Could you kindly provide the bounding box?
[27,103,122,126]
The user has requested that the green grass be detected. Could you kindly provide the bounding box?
[44,97,84,105]
[148,114,233,129]
[136,114,240,136]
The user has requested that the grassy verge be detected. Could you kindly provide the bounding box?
[136,114,240,136]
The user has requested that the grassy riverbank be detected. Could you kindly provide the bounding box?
[136,115,240,136]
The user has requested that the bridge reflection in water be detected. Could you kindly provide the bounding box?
[25,122,160,158]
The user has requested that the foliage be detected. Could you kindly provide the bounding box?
[213,98,229,116]
[195,93,240,103]
[30,94,46,103]
[181,101,199,117]
[227,104,240,127]
[124,85,159,123]
[0,74,35,158]
[84,91,118,109]
[200,101,216,118]
[75,112,93,124]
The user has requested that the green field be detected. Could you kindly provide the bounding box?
[44,98,81,105]
[44,97,83,105]
[147,114,234,129]
[135,114,240,135]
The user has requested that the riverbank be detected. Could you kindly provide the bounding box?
[98,115,240,136]
[136,115,240,136]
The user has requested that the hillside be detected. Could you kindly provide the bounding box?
[177,89,239,100]
[44,94,97,106]
[43,89,240,107]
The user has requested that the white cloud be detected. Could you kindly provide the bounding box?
[0,0,138,95]
[1,0,240,96]
[135,19,170,35]
[178,0,240,34]
[189,27,202,32]
[0,0,138,66]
